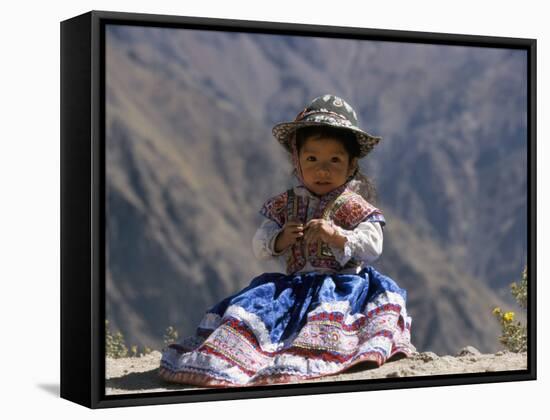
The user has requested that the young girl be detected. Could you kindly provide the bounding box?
[159,94,415,387]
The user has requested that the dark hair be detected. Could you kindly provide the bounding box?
[295,126,360,160]
[293,126,378,202]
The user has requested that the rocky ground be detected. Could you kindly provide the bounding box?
[105,346,527,395]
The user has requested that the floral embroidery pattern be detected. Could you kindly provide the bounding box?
[160,295,414,387]
[260,185,383,274]
[259,191,288,228]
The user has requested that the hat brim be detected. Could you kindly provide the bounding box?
[272,121,381,158]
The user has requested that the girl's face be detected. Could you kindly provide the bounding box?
[298,135,358,196]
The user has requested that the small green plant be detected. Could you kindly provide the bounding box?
[106,321,179,358]
[163,326,179,346]
[511,266,528,309]
[492,266,528,352]
[127,344,153,358]
[105,320,129,358]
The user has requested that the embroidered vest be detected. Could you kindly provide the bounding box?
[260,185,384,275]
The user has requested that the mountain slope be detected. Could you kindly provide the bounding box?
[104,26,528,354]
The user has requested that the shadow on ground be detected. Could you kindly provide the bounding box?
[105,357,402,393]
[106,368,199,392]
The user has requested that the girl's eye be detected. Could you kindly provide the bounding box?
[306,156,316,162]
[331,157,341,163]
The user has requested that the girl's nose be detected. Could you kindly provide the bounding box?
[316,164,330,176]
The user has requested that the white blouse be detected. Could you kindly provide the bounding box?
[252,185,384,275]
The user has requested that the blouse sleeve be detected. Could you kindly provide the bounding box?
[328,221,384,266]
[252,219,286,260]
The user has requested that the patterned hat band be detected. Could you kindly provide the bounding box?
[296,112,354,128]
[295,109,352,126]
[272,94,382,159]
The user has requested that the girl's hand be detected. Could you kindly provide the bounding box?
[274,219,304,253]
[303,219,338,247]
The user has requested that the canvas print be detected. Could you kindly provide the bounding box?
[104,23,528,395]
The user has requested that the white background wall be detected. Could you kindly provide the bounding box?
[1,1,546,418]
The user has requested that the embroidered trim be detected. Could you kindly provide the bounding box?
[161,290,415,387]
[259,185,384,274]
[259,191,289,228]
[223,304,286,352]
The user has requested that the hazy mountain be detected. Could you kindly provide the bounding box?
[105,25,527,355]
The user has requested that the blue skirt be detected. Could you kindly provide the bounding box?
[159,266,415,387]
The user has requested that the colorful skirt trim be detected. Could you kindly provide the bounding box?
[159,266,415,387]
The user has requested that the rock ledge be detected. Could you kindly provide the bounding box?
[105,347,527,395]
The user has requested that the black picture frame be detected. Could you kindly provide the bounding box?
[60,10,536,409]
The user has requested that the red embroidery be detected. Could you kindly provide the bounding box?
[260,191,289,227]
[260,187,383,274]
